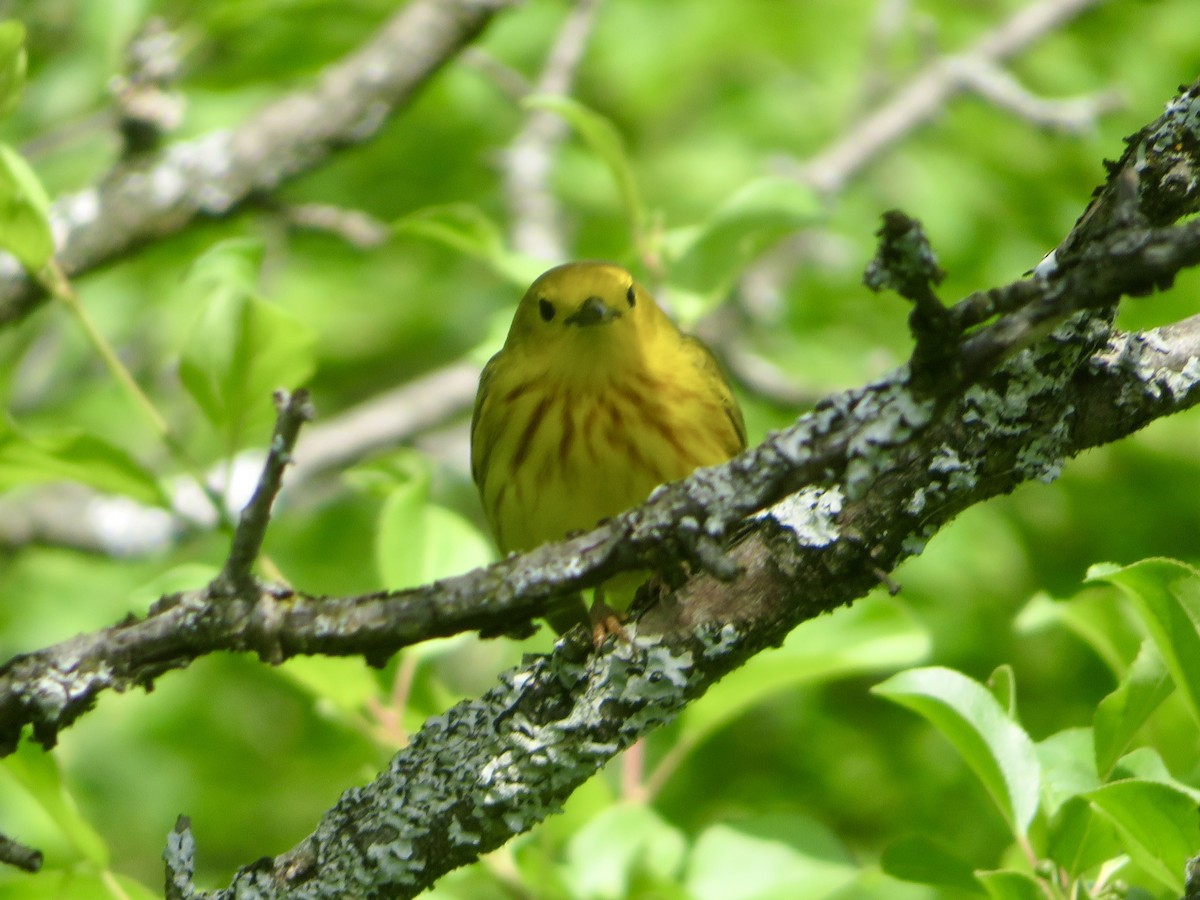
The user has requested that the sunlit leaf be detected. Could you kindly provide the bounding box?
[873,666,1040,838]
[1,742,109,867]
[392,203,544,286]
[0,426,167,506]
[524,94,644,250]
[0,143,52,270]
[0,21,27,120]
[1084,779,1200,894]
[373,450,495,591]
[685,815,856,900]
[1088,558,1200,726]
[1046,796,1123,880]
[663,176,823,302]
[974,869,1045,900]
[1093,638,1172,777]
[1035,727,1098,818]
[278,656,384,722]
[1014,590,1141,675]
[561,804,686,900]
[662,598,928,785]
[178,239,317,454]
[987,664,1017,717]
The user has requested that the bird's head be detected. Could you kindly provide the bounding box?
[503,261,667,377]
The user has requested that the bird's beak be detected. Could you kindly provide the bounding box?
[564,296,620,327]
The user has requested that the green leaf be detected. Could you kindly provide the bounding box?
[178,239,317,453]
[1087,558,1200,726]
[873,666,1040,838]
[277,656,384,722]
[684,815,856,900]
[0,21,27,120]
[1093,638,1172,777]
[987,664,1017,717]
[373,450,495,590]
[1,742,109,867]
[662,176,823,302]
[1035,728,1099,818]
[524,94,644,249]
[974,869,1045,900]
[561,804,686,900]
[391,203,545,287]
[1015,589,1141,675]
[0,426,167,506]
[1108,746,1200,802]
[1046,796,1123,880]
[880,835,984,894]
[665,598,928,781]
[1084,779,1200,894]
[0,143,53,271]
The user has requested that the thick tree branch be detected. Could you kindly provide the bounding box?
[0,0,516,328]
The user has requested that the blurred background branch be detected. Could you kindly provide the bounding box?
[0,0,515,327]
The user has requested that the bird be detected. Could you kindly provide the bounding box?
[470,261,746,642]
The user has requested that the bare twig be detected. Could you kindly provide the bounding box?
[214,389,314,595]
[951,56,1123,134]
[461,48,532,101]
[163,816,194,900]
[110,17,185,157]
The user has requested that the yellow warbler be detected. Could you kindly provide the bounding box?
[471,261,746,637]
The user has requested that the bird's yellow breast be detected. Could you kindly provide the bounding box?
[475,355,741,553]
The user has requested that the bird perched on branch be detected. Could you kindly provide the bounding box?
[471,261,746,642]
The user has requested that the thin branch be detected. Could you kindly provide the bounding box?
[951,56,1123,134]
[0,832,42,874]
[213,389,314,595]
[282,203,391,249]
[0,361,480,555]
[783,0,1108,196]
[0,0,517,328]
[501,0,604,260]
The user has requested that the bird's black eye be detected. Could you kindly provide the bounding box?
[538,298,555,321]
[626,285,636,307]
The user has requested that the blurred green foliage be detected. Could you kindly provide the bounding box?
[0,0,1197,897]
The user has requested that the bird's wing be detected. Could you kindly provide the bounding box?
[682,334,747,452]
